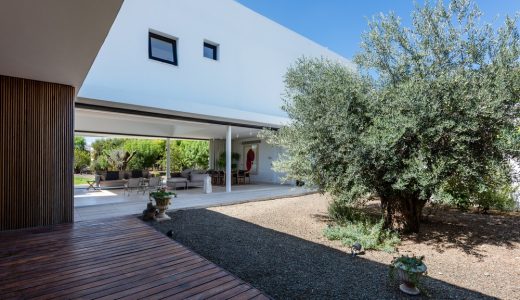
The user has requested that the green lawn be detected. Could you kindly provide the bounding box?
[74,175,94,185]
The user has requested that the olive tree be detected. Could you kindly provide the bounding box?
[262,0,520,232]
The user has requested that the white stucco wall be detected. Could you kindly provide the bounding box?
[79,0,352,126]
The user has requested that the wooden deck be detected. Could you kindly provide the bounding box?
[0,217,269,299]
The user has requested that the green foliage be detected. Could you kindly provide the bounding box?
[90,138,209,172]
[324,219,400,252]
[150,188,176,200]
[159,140,209,171]
[437,162,517,212]
[217,151,240,169]
[74,136,87,151]
[91,138,125,160]
[262,0,520,232]
[106,149,135,171]
[389,255,427,293]
[123,139,165,170]
[327,201,372,224]
[73,136,90,173]
[151,188,176,207]
[325,203,400,252]
[73,175,93,185]
[73,148,91,173]
[91,155,109,172]
[176,140,209,170]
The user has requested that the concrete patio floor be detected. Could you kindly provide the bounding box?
[74,183,314,221]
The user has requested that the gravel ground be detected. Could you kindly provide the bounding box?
[148,194,520,299]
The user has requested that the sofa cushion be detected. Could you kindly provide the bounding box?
[105,171,119,181]
[181,169,191,179]
[190,173,207,182]
[170,172,183,178]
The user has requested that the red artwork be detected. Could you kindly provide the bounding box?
[246,148,255,171]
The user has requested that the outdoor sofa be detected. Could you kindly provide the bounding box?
[95,170,151,188]
[166,169,208,189]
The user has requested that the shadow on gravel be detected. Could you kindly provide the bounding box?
[416,209,520,258]
[363,202,520,258]
[149,209,496,300]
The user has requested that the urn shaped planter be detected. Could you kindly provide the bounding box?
[153,196,172,221]
[150,188,176,221]
[391,255,427,295]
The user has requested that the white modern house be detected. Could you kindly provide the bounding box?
[76,0,352,191]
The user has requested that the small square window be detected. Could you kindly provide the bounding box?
[149,32,177,65]
[203,42,218,60]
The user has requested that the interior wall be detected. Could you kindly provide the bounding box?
[210,136,287,184]
[232,138,284,184]
[0,75,74,230]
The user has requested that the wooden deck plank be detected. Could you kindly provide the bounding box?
[185,279,244,300]
[3,250,196,298]
[228,288,263,300]
[206,284,256,300]
[0,239,176,278]
[0,240,176,284]
[0,216,269,299]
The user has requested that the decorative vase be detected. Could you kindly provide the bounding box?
[395,263,427,295]
[153,196,171,221]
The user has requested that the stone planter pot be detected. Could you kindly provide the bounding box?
[153,196,171,221]
[395,263,427,295]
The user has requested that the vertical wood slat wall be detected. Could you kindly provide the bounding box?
[1,75,74,230]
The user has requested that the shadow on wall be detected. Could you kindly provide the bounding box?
[152,209,495,299]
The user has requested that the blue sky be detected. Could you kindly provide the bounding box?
[237,0,520,60]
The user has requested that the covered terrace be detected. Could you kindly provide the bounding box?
[74,100,310,220]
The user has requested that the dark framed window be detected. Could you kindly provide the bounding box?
[203,42,218,60]
[149,32,178,65]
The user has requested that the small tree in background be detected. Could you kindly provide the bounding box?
[73,136,91,173]
[106,149,136,171]
[160,140,210,171]
[124,139,165,170]
[262,0,520,233]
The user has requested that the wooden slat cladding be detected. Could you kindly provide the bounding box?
[0,75,74,230]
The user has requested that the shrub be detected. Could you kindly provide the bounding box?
[324,219,400,253]
[328,200,371,224]
[437,162,517,212]
[325,202,400,252]
[73,148,90,173]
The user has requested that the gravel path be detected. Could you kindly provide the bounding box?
[148,194,520,299]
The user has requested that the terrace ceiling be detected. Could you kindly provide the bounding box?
[0,0,123,89]
[75,108,264,140]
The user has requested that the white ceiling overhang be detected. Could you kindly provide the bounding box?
[0,0,123,89]
[75,108,268,140]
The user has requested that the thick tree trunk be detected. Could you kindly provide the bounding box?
[381,195,426,233]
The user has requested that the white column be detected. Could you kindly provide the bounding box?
[226,126,232,192]
[209,140,214,169]
[166,138,171,179]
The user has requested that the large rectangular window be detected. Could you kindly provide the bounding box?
[149,32,178,65]
[203,42,218,60]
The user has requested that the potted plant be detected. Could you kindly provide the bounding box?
[390,255,427,295]
[217,152,240,170]
[150,188,176,221]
